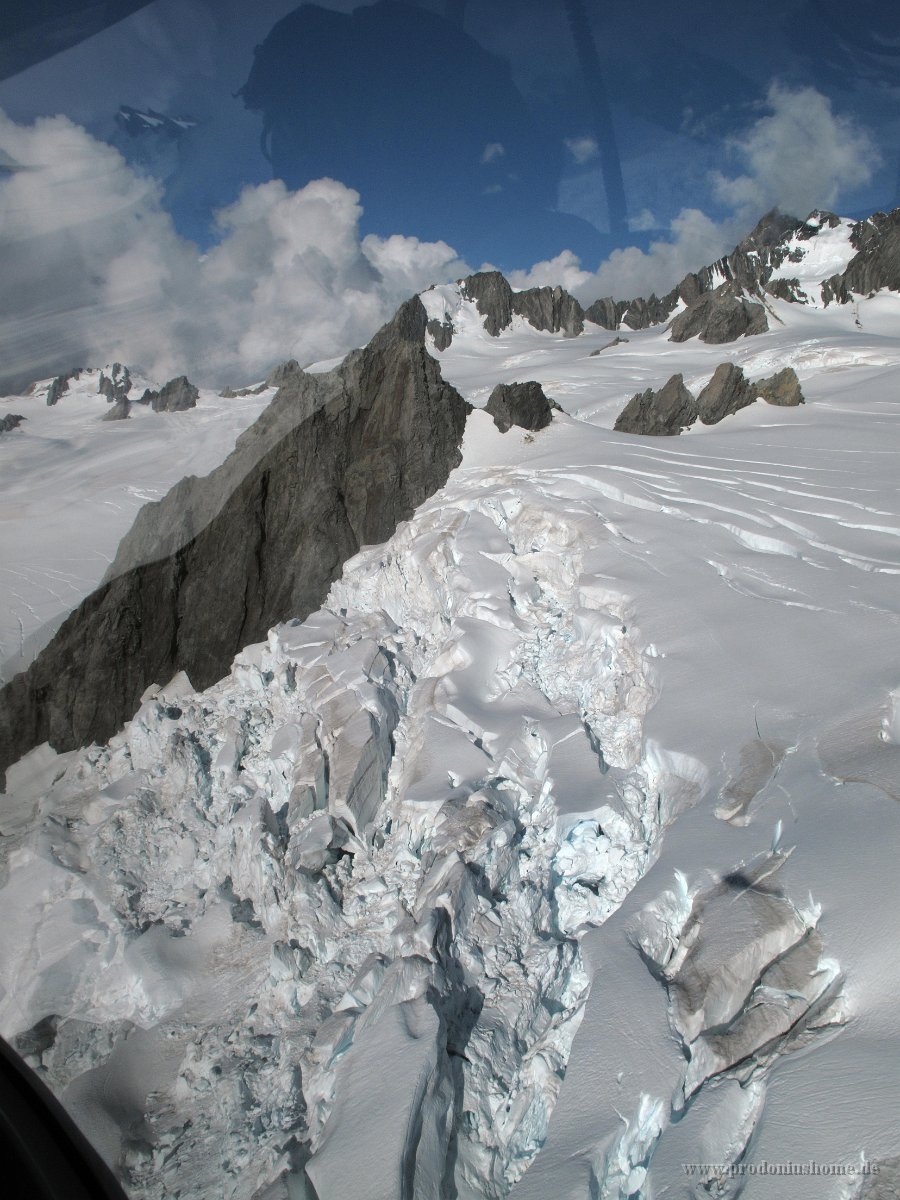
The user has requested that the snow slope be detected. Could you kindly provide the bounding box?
[1,224,899,1199]
[0,372,275,682]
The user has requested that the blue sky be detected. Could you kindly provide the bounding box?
[0,0,897,387]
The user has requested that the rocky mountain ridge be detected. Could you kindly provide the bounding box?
[430,206,900,349]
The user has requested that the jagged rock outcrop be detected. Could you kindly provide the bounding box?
[754,366,804,407]
[266,359,303,387]
[513,284,584,336]
[613,362,805,437]
[584,297,627,330]
[146,375,200,413]
[461,271,514,336]
[484,381,560,433]
[669,282,769,344]
[822,208,900,304]
[42,369,84,406]
[696,363,755,424]
[98,362,132,403]
[426,317,454,351]
[620,294,673,330]
[0,413,25,434]
[0,297,472,781]
[614,374,698,436]
[460,271,585,339]
[220,355,304,398]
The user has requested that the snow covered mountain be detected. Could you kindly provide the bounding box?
[1,209,899,1200]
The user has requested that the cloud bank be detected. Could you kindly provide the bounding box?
[0,112,469,391]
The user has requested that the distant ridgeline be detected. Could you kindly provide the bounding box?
[426,208,900,349]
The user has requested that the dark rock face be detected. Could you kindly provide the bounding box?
[98,363,132,403]
[766,277,805,303]
[613,361,805,438]
[484,381,560,433]
[43,369,84,406]
[754,367,804,407]
[266,359,303,387]
[822,208,900,303]
[620,295,672,331]
[0,413,25,434]
[461,271,514,336]
[426,317,454,351]
[149,376,200,413]
[584,297,627,330]
[696,363,755,424]
[669,283,769,344]
[614,374,698,436]
[512,285,584,337]
[0,297,472,781]
[460,271,585,339]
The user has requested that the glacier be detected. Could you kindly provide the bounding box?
[1,212,899,1199]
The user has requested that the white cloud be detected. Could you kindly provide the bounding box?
[564,136,599,166]
[627,208,658,233]
[711,83,880,220]
[480,142,505,165]
[0,112,470,390]
[510,209,739,303]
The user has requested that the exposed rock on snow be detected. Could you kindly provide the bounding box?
[753,365,804,407]
[669,282,769,344]
[584,296,627,330]
[0,413,25,434]
[265,359,303,388]
[485,381,560,433]
[822,208,900,304]
[613,364,804,436]
[41,368,83,406]
[139,375,200,413]
[512,283,584,338]
[98,363,132,404]
[614,373,698,436]
[460,272,585,340]
[0,297,471,780]
[696,363,756,425]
